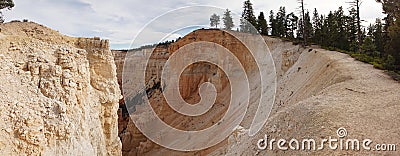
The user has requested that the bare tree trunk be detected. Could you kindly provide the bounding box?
[356,0,362,52]
[299,0,307,46]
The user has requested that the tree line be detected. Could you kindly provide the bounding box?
[210,0,400,73]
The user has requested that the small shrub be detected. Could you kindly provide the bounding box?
[386,71,400,81]
[371,62,384,70]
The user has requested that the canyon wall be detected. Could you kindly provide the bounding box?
[0,22,121,155]
[115,29,273,155]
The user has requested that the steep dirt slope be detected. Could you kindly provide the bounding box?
[221,37,400,155]
[0,22,122,155]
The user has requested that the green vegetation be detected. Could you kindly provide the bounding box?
[266,3,399,77]
[0,0,14,23]
[222,9,234,30]
[220,0,400,80]
[239,0,257,33]
[376,0,400,70]
[208,0,400,80]
[256,12,268,35]
[210,13,220,28]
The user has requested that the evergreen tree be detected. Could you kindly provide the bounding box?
[304,11,313,42]
[298,11,312,42]
[210,13,220,28]
[376,0,400,68]
[373,18,384,52]
[347,2,362,52]
[335,7,349,50]
[347,8,359,52]
[269,10,277,36]
[320,15,329,46]
[298,0,307,45]
[361,28,367,45]
[222,9,234,30]
[240,0,257,33]
[297,18,304,39]
[286,12,298,39]
[367,24,374,36]
[361,36,377,56]
[325,11,337,48]
[0,10,3,23]
[276,6,287,37]
[365,23,381,56]
[0,0,14,23]
[0,0,13,9]
[257,12,268,35]
[312,8,321,43]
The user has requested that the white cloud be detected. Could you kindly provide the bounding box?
[3,0,385,49]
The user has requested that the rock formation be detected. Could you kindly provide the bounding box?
[0,21,122,155]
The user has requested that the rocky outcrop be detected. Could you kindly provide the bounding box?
[0,22,121,155]
[76,37,122,156]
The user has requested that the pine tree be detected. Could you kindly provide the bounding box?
[276,6,287,37]
[325,11,338,48]
[240,0,257,33]
[298,0,307,45]
[210,13,220,28]
[269,10,277,36]
[257,12,268,35]
[320,15,329,47]
[298,11,312,42]
[0,0,14,23]
[376,0,400,68]
[304,11,313,42]
[367,24,374,37]
[347,8,359,52]
[0,10,3,23]
[366,23,381,57]
[297,18,304,39]
[335,7,349,50]
[286,12,298,39]
[222,9,234,30]
[0,0,13,10]
[349,0,362,51]
[312,8,319,43]
[361,36,377,56]
[373,18,384,52]
[361,28,367,45]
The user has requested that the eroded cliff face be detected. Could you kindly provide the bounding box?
[0,22,122,155]
[114,30,239,155]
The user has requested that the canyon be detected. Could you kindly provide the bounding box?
[0,21,399,156]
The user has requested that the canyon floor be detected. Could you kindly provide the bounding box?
[0,21,399,156]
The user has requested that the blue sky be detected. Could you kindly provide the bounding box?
[3,0,384,49]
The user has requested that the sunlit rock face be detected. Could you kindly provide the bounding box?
[0,22,122,156]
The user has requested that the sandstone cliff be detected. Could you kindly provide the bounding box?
[0,21,122,155]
